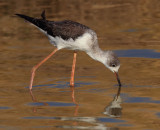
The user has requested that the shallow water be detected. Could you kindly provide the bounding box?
[1,0,160,129]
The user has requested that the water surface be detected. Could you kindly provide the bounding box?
[1,0,160,129]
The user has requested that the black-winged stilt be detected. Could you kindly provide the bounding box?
[16,10,121,93]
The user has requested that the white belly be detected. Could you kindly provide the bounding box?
[47,32,93,51]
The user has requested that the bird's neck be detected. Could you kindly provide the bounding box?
[86,47,106,64]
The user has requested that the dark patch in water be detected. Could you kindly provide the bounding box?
[0,106,11,109]
[114,83,158,88]
[121,94,160,104]
[23,116,126,124]
[25,81,97,89]
[156,112,160,118]
[27,101,75,107]
[97,117,125,123]
[121,28,149,32]
[114,49,160,59]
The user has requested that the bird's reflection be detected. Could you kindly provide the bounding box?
[70,86,79,117]
[70,86,78,106]
[29,90,49,112]
[55,117,118,130]
[29,89,37,102]
[28,87,119,129]
[29,86,78,114]
[103,85,122,118]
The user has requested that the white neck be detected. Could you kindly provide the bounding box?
[86,47,106,65]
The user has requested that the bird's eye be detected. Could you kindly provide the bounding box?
[112,64,116,67]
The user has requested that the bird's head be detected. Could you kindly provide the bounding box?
[103,51,121,87]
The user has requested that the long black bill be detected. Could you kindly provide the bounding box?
[114,72,122,87]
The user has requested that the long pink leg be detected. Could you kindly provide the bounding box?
[29,48,58,90]
[70,52,78,105]
[70,51,77,87]
[70,85,78,105]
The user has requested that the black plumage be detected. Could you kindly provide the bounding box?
[15,11,90,40]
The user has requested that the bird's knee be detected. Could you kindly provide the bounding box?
[70,82,74,87]
[31,66,36,73]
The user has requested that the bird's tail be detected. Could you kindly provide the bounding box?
[15,10,48,32]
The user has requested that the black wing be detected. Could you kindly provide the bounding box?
[15,12,90,40]
[49,20,90,40]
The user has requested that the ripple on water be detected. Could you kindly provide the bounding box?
[114,83,159,88]
[121,94,160,104]
[22,116,126,129]
[114,49,160,59]
[26,80,98,89]
[97,117,125,123]
[156,112,160,118]
[27,101,76,107]
[22,116,126,124]
[0,106,11,109]
[120,28,149,32]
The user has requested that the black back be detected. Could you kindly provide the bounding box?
[15,11,90,40]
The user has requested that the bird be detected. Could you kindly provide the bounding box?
[15,10,121,93]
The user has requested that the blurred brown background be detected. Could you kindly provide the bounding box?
[0,0,160,129]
